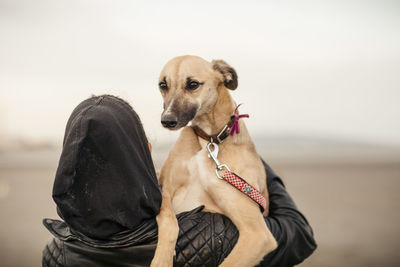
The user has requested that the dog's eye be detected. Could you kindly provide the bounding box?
[186,81,200,91]
[159,81,168,91]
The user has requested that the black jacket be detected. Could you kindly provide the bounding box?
[43,95,316,267]
[43,161,316,267]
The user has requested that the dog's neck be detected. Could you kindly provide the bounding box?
[191,86,237,138]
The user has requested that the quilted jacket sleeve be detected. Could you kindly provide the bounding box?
[43,238,64,267]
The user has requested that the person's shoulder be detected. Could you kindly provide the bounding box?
[43,237,64,267]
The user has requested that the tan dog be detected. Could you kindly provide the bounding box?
[151,55,277,267]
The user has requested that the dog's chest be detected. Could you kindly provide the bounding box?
[172,147,223,214]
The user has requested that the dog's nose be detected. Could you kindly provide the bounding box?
[161,114,178,128]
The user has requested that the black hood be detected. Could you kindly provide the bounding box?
[53,95,161,239]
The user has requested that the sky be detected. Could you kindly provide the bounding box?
[0,0,399,146]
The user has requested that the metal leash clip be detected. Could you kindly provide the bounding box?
[206,142,230,179]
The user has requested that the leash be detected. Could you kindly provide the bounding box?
[206,142,266,212]
[200,105,266,212]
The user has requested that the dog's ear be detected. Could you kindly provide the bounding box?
[212,60,238,90]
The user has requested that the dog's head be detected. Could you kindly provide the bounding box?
[159,55,238,130]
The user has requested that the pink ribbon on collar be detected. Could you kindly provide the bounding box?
[230,104,249,136]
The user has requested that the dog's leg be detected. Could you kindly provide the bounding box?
[150,191,179,267]
[220,208,277,267]
[208,181,277,267]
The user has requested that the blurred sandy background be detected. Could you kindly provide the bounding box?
[1,0,400,266]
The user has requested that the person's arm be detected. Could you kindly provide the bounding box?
[259,160,317,266]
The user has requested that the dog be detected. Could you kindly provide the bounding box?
[151,55,277,267]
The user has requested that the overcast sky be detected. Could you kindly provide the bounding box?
[0,0,399,146]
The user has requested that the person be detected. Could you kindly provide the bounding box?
[42,95,316,267]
